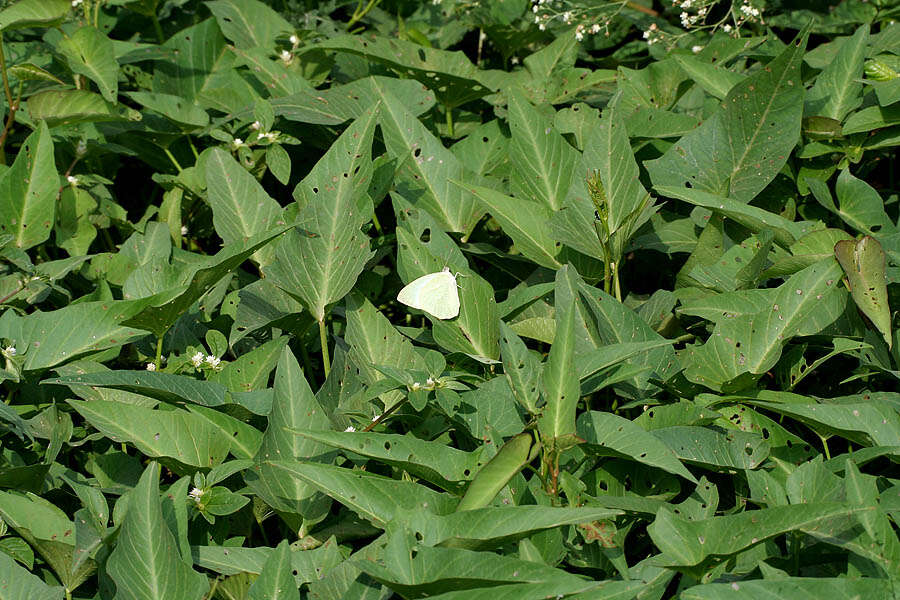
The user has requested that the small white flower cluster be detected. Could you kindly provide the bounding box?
[1,346,16,358]
[191,351,222,371]
[71,0,82,7]
[146,362,156,371]
[280,49,292,64]
[66,175,78,186]
[188,487,204,503]
[642,23,663,46]
[740,1,761,19]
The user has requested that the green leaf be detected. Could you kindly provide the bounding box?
[210,336,288,393]
[0,0,69,30]
[68,399,232,467]
[192,541,342,584]
[268,461,458,527]
[122,226,290,337]
[805,24,868,121]
[681,578,894,600]
[834,236,892,348]
[685,259,848,391]
[499,321,541,415]
[0,491,95,593]
[400,505,621,550]
[127,91,210,128]
[357,544,595,598]
[654,186,815,248]
[206,0,292,50]
[584,104,652,239]
[652,426,769,470]
[538,267,579,442]
[107,463,208,600]
[688,230,775,292]
[46,371,229,407]
[245,347,333,514]
[58,26,119,102]
[27,89,141,125]
[266,109,377,322]
[0,301,147,371]
[507,90,580,212]
[204,147,284,267]
[747,398,900,449]
[0,550,63,600]
[0,122,56,250]
[457,183,561,269]
[647,30,807,203]
[577,411,697,482]
[248,76,435,125]
[672,54,745,100]
[316,34,494,109]
[378,87,484,236]
[808,169,897,236]
[649,503,872,566]
[247,540,298,600]
[290,430,483,492]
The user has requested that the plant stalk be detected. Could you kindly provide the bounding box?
[318,319,331,377]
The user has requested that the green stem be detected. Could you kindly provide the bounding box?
[819,432,831,460]
[164,147,183,173]
[65,588,72,600]
[151,12,165,43]
[347,0,380,29]
[612,261,622,302]
[445,105,454,138]
[318,319,331,378]
[0,34,16,165]
[371,210,383,236]
[154,335,164,370]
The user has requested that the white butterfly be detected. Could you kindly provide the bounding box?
[396,267,460,320]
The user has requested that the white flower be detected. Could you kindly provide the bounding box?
[681,0,691,7]
[692,45,703,53]
[591,23,601,34]
[539,22,546,30]
[510,56,520,65]
[532,4,539,12]
[289,34,299,45]
[205,355,221,370]
[2,346,15,357]
[189,487,204,502]
[680,11,691,26]
[180,225,188,236]
[280,50,292,63]
[643,30,651,39]
[344,425,356,432]
[71,0,83,6]
[251,120,261,130]
[260,131,278,142]
[66,175,78,186]
[146,363,156,371]
[723,24,733,32]
[411,382,421,391]
[562,11,572,23]
[75,140,88,155]
[232,138,244,148]
[575,27,584,42]
[191,352,204,367]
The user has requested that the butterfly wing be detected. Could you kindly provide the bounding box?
[397,270,459,319]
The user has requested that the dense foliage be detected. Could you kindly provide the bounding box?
[1,0,900,598]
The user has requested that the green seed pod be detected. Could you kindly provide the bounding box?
[455,433,532,512]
